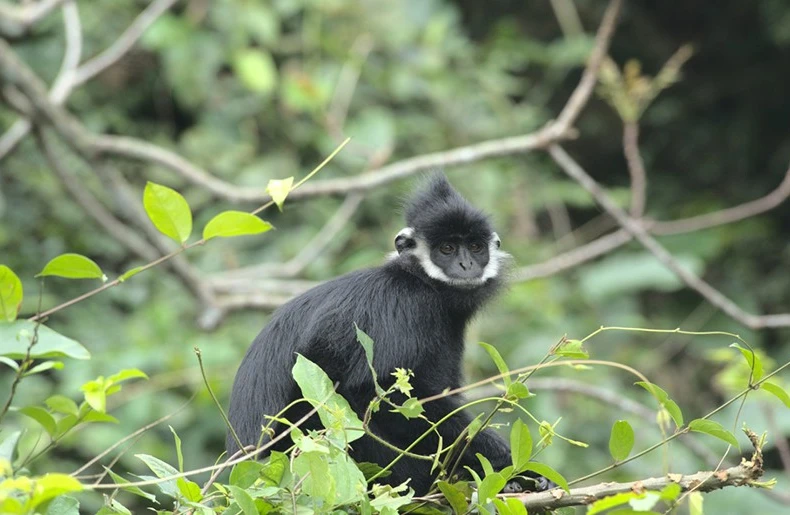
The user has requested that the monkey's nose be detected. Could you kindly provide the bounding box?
[458,260,474,270]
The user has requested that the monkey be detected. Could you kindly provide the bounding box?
[226,173,550,495]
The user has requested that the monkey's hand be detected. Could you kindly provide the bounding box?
[502,474,556,493]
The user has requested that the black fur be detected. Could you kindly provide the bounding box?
[226,174,517,494]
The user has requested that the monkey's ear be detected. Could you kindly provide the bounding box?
[395,227,417,254]
[491,232,501,249]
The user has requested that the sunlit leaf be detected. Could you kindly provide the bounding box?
[553,339,589,359]
[266,177,294,211]
[28,474,83,511]
[688,419,739,448]
[520,462,569,492]
[730,343,764,381]
[0,265,23,322]
[393,397,424,419]
[24,360,64,376]
[437,481,468,515]
[480,342,511,387]
[37,254,106,281]
[477,472,506,505]
[106,469,158,503]
[118,266,145,282]
[108,368,148,385]
[19,406,57,436]
[203,211,273,240]
[635,381,683,427]
[506,382,532,400]
[510,419,533,473]
[229,461,264,489]
[761,382,790,408]
[0,320,90,360]
[233,48,278,94]
[292,354,364,443]
[143,182,193,244]
[609,420,635,461]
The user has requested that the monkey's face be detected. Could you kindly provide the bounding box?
[395,228,506,288]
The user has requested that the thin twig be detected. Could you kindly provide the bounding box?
[623,121,647,217]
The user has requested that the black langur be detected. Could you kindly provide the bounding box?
[227,174,548,494]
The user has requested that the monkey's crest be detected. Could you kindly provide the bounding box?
[405,173,493,243]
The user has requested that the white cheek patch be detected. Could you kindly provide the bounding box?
[480,232,508,283]
[407,232,508,288]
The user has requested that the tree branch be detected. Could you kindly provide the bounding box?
[547,144,790,329]
[514,455,763,511]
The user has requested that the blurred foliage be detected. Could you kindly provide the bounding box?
[2,0,790,513]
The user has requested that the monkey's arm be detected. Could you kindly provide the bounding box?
[420,395,512,473]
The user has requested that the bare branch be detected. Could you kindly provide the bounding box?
[513,456,763,512]
[553,0,623,134]
[0,0,178,160]
[0,0,66,38]
[71,0,179,87]
[512,229,632,282]
[0,0,81,158]
[623,121,647,217]
[548,144,790,329]
[652,166,790,235]
[216,194,364,280]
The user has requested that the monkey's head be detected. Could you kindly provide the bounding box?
[393,174,508,288]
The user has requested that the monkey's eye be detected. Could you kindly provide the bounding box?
[439,243,456,255]
[469,242,483,253]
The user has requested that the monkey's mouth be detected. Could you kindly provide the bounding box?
[444,276,490,288]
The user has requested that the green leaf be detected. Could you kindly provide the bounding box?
[762,382,790,408]
[55,414,78,437]
[553,338,589,359]
[108,368,148,385]
[106,469,158,503]
[0,431,21,462]
[609,420,635,461]
[118,266,145,282]
[169,426,184,472]
[81,380,107,413]
[635,381,683,427]
[266,177,294,211]
[292,354,364,443]
[506,382,531,400]
[510,419,533,473]
[82,411,119,424]
[689,491,704,515]
[230,461,264,488]
[479,342,511,387]
[477,454,494,477]
[477,472,506,505]
[228,484,258,515]
[0,265,23,322]
[20,406,57,436]
[730,343,764,381]
[203,211,273,240]
[688,419,739,448]
[176,477,202,502]
[0,356,19,371]
[233,48,278,94]
[492,498,528,515]
[261,451,288,486]
[135,454,179,497]
[393,397,424,419]
[588,491,643,514]
[24,360,64,376]
[0,320,90,360]
[44,494,80,515]
[143,182,192,244]
[27,474,83,511]
[293,451,334,503]
[355,323,378,384]
[521,463,569,492]
[37,253,106,281]
[437,481,468,515]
